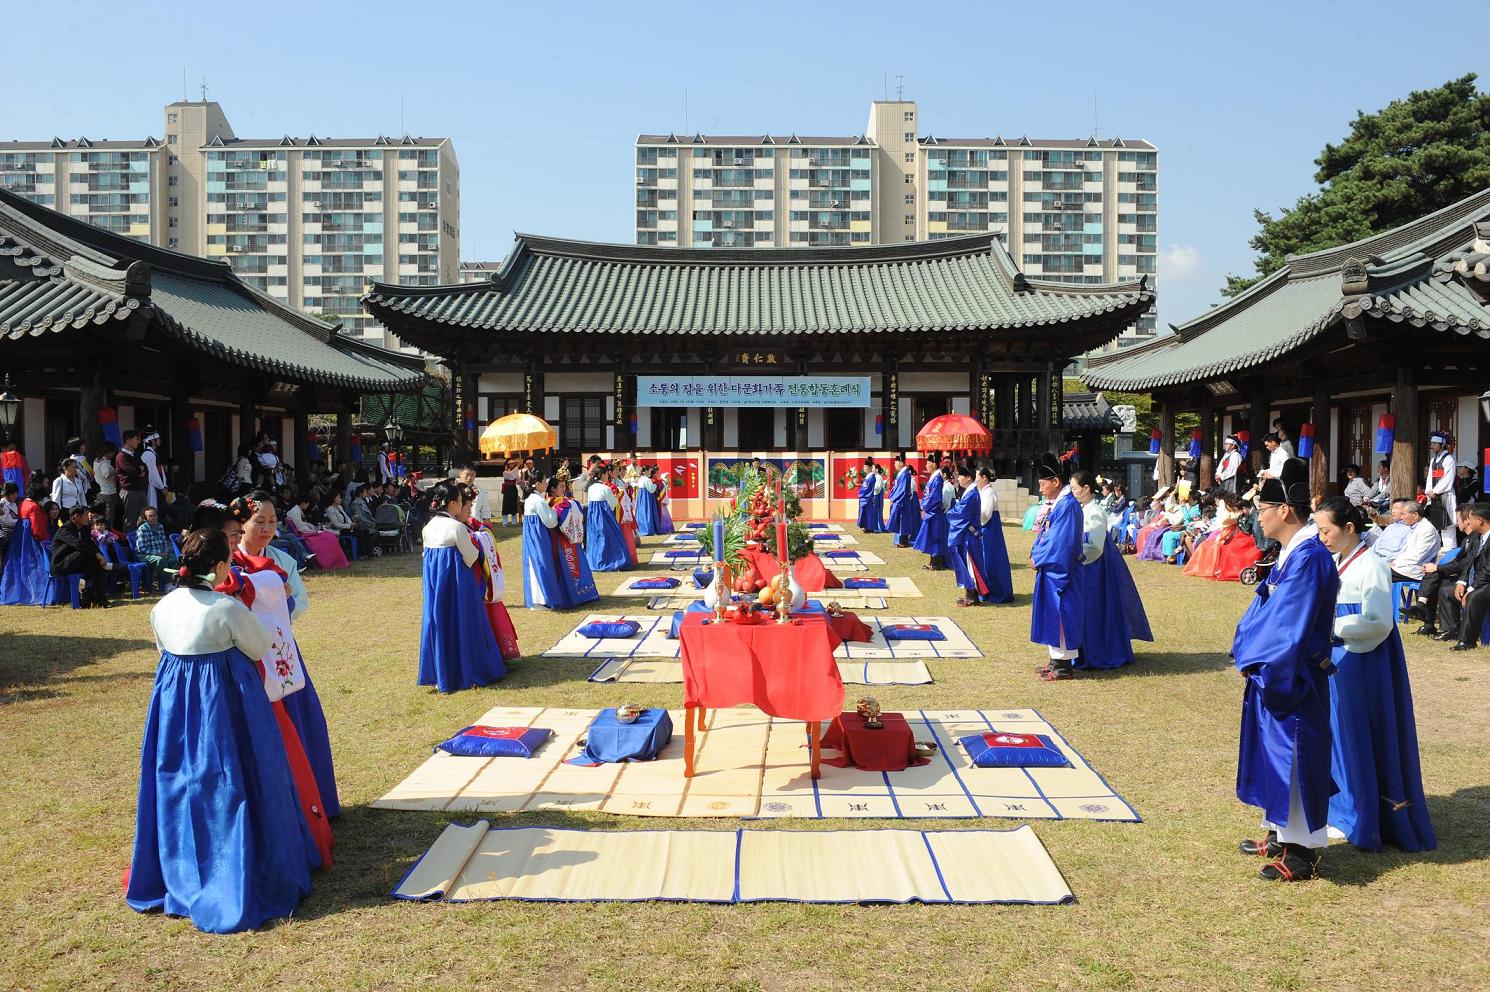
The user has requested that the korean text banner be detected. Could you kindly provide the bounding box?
[637,375,871,408]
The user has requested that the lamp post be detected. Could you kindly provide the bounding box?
[0,375,19,445]
[384,420,404,481]
[1479,390,1490,424]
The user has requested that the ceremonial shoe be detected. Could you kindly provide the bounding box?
[1040,666,1075,681]
[1450,641,1477,652]
[1413,625,1438,637]
[1258,845,1320,882]
[1238,832,1280,858]
[1434,631,1459,642]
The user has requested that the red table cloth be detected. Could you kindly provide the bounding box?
[821,711,929,772]
[738,550,842,592]
[823,610,873,644]
[678,612,845,721]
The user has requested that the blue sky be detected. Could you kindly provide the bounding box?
[6,1,1484,329]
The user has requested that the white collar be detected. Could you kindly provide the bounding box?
[1275,524,1315,570]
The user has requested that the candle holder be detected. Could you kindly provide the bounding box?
[774,565,792,624]
[713,561,729,623]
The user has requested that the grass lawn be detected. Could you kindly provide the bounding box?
[1,522,1487,991]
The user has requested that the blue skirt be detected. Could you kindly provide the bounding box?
[976,512,1014,604]
[522,516,571,609]
[585,503,631,572]
[127,647,318,934]
[857,493,883,532]
[0,519,56,606]
[1328,606,1436,852]
[419,545,506,692]
[636,489,663,537]
[912,512,947,558]
[1074,536,1153,669]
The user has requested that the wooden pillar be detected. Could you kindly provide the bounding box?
[292,406,310,479]
[994,372,1013,430]
[1011,378,1025,430]
[1248,399,1270,475]
[1389,370,1418,501]
[1310,385,1331,503]
[1197,399,1215,490]
[335,403,353,470]
[169,387,193,484]
[80,367,105,454]
[1035,364,1052,436]
[1157,402,1176,489]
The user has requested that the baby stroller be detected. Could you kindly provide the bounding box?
[1238,546,1279,586]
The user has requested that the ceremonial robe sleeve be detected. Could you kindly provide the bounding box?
[223,597,273,660]
[1335,558,1394,652]
[1031,498,1081,572]
[1232,551,1334,714]
[452,523,480,567]
[1080,502,1106,563]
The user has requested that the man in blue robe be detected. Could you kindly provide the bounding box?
[946,464,987,607]
[1233,456,1339,882]
[1030,453,1085,679]
[855,459,880,533]
[912,459,953,569]
[886,455,918,548]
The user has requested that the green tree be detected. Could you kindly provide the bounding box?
[1223,74,1490,297]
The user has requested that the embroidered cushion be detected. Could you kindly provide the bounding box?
[664,548,701,558]
[631,576,680,589]
[578,620,642,639]
[843,577,888,589]
[959,731,1071,768]
[882,623,945,641]
[436,725,553,758]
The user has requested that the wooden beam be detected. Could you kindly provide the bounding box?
[1389,368,1418,501]
[1158,402,1176,489]
[1310,384,1331,502]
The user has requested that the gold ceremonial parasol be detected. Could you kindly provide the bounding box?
[479,413,558,457]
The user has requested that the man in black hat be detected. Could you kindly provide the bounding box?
[1030,452,1085,680]
[1232,456,1339,881]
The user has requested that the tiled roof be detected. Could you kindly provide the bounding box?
[1083,188,1490,392]
[1063,391,1121,430]
[0,188,425,392]
[365,233,1152,341]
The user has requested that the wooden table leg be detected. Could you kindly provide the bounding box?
[684,705,696,778]
[809,720,821,780]
[695,707,708,732]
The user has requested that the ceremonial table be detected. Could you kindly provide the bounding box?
[821,711,928,772]
[677,611,846,779]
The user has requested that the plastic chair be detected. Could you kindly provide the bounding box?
[1392,580,1420,622]
[337,533,358,561]
[105,540,150,599]
[168,532,183,557]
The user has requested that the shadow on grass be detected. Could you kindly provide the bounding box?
[1325,785,1490,886]
[0,633,156,704]
[1075,651,1236,679]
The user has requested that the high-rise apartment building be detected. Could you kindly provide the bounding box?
[0,99,460,349]
[637,100,1158,346]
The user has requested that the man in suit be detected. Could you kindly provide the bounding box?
[1415,504,1472,638]
[1447,502,1490,651]
[49,504,112,607]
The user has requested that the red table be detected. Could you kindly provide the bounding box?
[822,610,873,645]
[821,712,930,772]
[738,550,843,592]
[677,611,846,779]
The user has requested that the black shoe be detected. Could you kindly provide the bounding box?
[1450,641,1477,652]
[1413,625,1438,637]
[1434,631,1459,642]
[1239,832,1281,858]
[1258,844,1320,882]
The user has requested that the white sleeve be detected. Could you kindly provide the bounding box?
[941,484,954,511]
[1335,563,1395,651]
[453,523,480,567]
[1430,456,1454,496]
[1081,506,1106,562]
[50,477,64,505]
[526,495,559,527]
[224,598,274,661]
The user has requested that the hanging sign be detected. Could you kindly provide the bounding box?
[636,375,871,408]
[1296,423,1316,460]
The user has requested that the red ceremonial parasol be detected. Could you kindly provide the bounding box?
[915,413,992,454]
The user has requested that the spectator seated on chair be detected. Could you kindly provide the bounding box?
[1387,499,1442,585]
[132,506,180,584]
[0,481,18,575]
[51,504,111,608]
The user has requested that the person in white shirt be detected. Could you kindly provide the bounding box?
[1388,500,1441,583]
[1216,435,1242,493]
[1424,431,1457,548]
[1257,433,1289,481]
[1341,464,1373,507]
[51,459,91,512]
[457,465,492,524]
[1368,460,1392,512]
[93,444,119,529]
[377,443,393,484]
[1272,421,1297,461]
[140,430,165,510]
[233,444,255,491]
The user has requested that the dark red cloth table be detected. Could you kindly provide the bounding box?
[822,610,873,645]
[738,550,842,592]
[821,711,930,772]
[678,611,846,779]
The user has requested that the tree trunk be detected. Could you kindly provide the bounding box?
[1389,374,1418,501]
[1158,403,1176,489]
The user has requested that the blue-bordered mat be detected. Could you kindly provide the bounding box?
[392,823,1073,905]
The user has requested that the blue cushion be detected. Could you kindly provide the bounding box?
[631,576,680,589]
[436,725,553,758]
[811,533,841,541]
[807,523,829,529]
[882,623,946,641]
[843,577,888,589]
[578,620,642,639]
[664,548,701,558]
[821,550,859,559]
[685,522,706,529]
[959,731,1071,769]
[693,568,714,589]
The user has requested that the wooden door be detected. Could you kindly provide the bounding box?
[1424,395,1457,450]
[1342,403,1372,472]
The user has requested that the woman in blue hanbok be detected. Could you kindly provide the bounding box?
[584,466,631,572]
[127,527,318,934]
[1030,455,1086,679]
[1312,497,1435,853]
[1232,457,1339,882]
[973,467,1013,604]
[886,456,918,548]
[855,460,881,533]
[635,466,664,537]
[523,475,570,608]
[418,481,506,692]
[912,462,953,569]
[946,466,987,607]
[656,476,675,534]
[871,466,887,530]
[1068,471,1152,672]
[229,492,339,818]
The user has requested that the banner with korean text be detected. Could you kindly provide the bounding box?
[636,375,871,408]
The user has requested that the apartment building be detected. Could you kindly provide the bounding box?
[637,99,1157,346]
[0,99,460,349]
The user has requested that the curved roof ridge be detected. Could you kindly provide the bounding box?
[1288,186,1490,276]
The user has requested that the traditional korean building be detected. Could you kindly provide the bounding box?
[1083,188,1490,499]
[0,188,426,486]
[363,232,1152,517]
